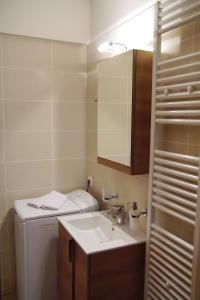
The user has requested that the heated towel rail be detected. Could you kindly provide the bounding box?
[145,0,200,299]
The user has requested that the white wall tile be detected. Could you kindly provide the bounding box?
[52,41,87,73]
[5,131,52,161]
[52,72,87,101]
[6,160,52,191]
[53,159,87,188]
[4,102,51,130]
[53,102,86,130]
[3,69,53,100]
[2,35,52,69]
[54,131,86,159]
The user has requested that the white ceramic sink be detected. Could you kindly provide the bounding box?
[58,212,146,254]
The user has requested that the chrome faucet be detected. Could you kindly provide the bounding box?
[105,205,126,225]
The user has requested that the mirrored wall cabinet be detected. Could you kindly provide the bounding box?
[97,49,152,175]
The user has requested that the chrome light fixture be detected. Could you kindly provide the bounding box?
[97,41,127,53]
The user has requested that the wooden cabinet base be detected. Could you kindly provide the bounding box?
[58,224,145,300]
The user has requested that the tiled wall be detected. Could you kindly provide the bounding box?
[0,33,87,297]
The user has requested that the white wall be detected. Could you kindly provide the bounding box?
[90,0,156,40]
[0,0,90,43]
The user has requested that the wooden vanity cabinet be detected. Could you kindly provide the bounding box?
[58,223,146,300]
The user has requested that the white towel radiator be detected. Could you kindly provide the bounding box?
[145,0,200,299]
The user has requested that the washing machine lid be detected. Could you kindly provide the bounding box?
[14,190,99,221]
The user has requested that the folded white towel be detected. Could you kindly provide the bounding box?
[27,191,66,210]
[42,191,66,210]
[27,195,45,209]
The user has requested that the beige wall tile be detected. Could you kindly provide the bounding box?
[0,132,4,161]
[87,72,97,102]
[4,102,51,130]
[157,140,187,154]
[53,159,87,188]
[53,102,86,130]
[0,72,2,99]
[0,221,9,252]
[0,193,6,222]
[6,161,52,191]
[2,35,52,69]
[194,19,200,35]
[161,38,193,61]
[5,131,52,161]
[188,126,200,145]
[54,131,86,159]
[52,41,87,73]
[87,131,97,162]
[0,35,2,67]
[87,102,97,130]
[193,34,200,52]
[160,124,189,143]
[0,163,5,192]
[187,145,200,156]
[52,72,87,101]
[0,102,3,129]
[3,69,53,100]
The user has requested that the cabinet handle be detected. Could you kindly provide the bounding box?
[68,239,74,262]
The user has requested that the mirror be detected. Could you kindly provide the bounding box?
[97,49,152,174]
[97,50,133,167]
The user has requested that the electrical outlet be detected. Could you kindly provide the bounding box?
[88,176,93,187]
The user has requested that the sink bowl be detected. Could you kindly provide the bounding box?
[58,212,145,254]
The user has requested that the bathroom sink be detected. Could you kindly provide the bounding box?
[58,212,146,254]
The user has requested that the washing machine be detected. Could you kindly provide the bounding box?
[14,190,99,300]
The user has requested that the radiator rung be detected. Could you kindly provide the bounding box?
[149,280,170,300]
[157,81,200,91]
[151,224,194,251]
[150,259,191,294]
[157,71,200,83]
[150,251,192,284]
[153,187,196,209]
[149,272,185,300]
[154,165,198,182]
[153,194,195,217]
[156,100,200,108]
[153,180,197,201]
[156,110,200,117]
[157,51,200,67]
[159,11,200,34]
[150,245,192,276]
[159,1,200,26]
[149,265,191,299]
[152,202,195,225]
[155,119,200,125]
[156,91,200,100]
[154,172,198,191]
[154,150,199,164]
[151,238,192,269]
[154,157,199,172]
[157,62,200,75]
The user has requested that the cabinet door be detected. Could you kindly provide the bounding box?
[58,224,74,300]
[74,243,89,300]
